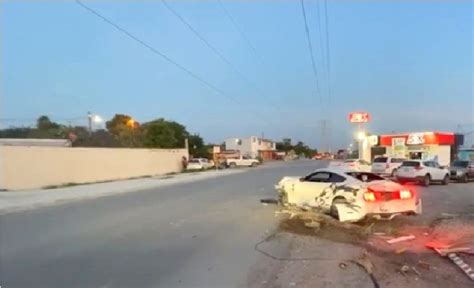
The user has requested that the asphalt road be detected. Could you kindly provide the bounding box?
[1,160,473,288]
[0,160,326,288]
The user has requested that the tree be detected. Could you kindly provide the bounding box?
[106,114,140,147]
[37,115,59,130]
[142,121,177,148]
[188,134,208,158]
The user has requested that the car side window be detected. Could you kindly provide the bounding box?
[423,161,432,167]
[306,172,331,183]
[329,173,346,183]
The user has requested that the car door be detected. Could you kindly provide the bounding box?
[429,161,444,180]
[291,172,333,207]
[469,162,474,178]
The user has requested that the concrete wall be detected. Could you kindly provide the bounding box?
[0,146,188,190]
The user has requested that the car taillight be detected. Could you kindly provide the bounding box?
[415,166,423,171]
[349,163,355,167]
[386,163,390,169]
[399,189,413,199]
[363,191,376,202]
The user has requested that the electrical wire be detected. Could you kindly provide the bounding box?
[323,0,332,106]
[216,0,261,64]
[300,0,323,109]
[74,0,273,126]
[161,0,284,115]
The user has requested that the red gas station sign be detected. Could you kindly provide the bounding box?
[348,112,370,123]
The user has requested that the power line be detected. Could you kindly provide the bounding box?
[323,0,332,106]
[160,0,284,115]
[300,0,323,108]
[216,0,261,64]
[74,0,272,126]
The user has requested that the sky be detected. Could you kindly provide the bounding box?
[1,0,473,149]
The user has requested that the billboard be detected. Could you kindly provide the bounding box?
[348,112,370,123]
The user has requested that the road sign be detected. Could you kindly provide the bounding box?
[349,112,370,123]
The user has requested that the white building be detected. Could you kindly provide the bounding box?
[225,136,276,159]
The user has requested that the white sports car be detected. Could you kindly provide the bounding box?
[275,168,422,222]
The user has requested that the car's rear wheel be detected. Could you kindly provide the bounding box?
[461,174,468,183]
[422,174,430,187]
[442,174,449,185]
[228,162,237,168]
[251,162,258,167]
[330,198,348,220]
[391,169,397,177]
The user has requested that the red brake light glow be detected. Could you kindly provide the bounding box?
[364,187,414,202]
[399,189,413,199]
[363,191,376,202]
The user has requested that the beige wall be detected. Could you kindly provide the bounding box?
[0,146,188,190]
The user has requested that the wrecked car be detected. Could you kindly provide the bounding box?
[275,168,422,222]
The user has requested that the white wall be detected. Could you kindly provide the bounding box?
[0,146,188,190]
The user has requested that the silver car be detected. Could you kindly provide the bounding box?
[449,160,474,183]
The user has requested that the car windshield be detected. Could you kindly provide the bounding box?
[452,161,469,168]
[373,157,388,163]
[401,161,420,167]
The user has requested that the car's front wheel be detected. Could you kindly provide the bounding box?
[391,169,397,177]
[228,162,237,168]
[442,174,449,185]
[330,198,348,220]
[461,174,468,183]
[421,174,430,187]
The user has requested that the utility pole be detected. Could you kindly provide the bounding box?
[87,111,92,135]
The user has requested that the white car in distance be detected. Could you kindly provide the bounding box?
[275,168,421,222]
[371,156,405,176]
[396,160,450,186]
[226,156,259,168]
[341,159,372,172]
[187,158,214,170]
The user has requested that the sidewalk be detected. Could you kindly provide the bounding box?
[0,169,244,215]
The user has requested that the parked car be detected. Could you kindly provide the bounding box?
[275,168,421,222]
[187,158,214,170]
[449,160,474,183]
[396,160,449,186]
[226,156,259,168]
[371,156,405,176]
[341,159,371,172]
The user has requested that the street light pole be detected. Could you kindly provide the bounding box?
[87,111,92,135]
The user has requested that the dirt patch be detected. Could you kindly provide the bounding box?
[275,208,474,287]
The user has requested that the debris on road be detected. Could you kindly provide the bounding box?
[440,212,460,219]
[400,265,422,277]
[418,261,431,270]
[386,234,416,244]
[351,252,380,288]
[339,262,347,270]
[447,253,474,281]
[260,198,278,205]
[395,247,407,254]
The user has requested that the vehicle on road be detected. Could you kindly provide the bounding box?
[371,156,405,176]
[396,160,450,186]
[187,158,214,170]
[449,160,474,183]
[341,159,371,172]
[275,168,421,222]
[226,156,259,168]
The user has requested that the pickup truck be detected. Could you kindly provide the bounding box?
[226,156,259,168]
